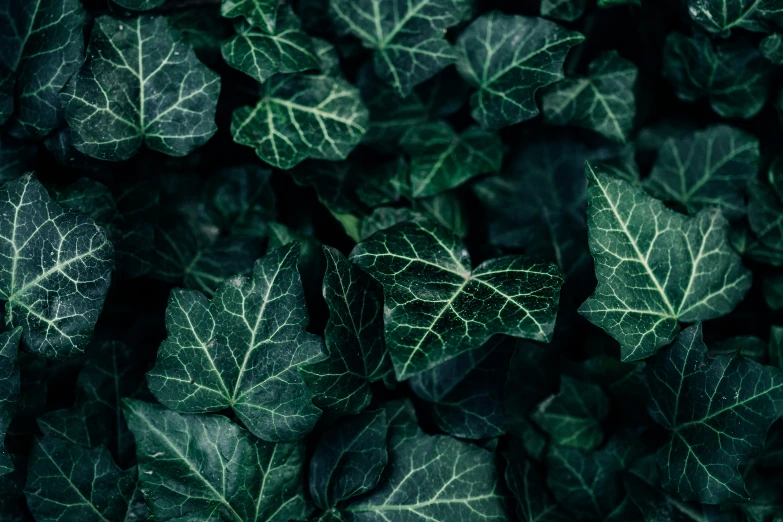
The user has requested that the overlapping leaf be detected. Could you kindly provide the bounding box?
[0,0,85,137]
[221,6,318,84]
[644,125,759,219]
[61,15,221,161]
[687,0,779,34]
[0,175,114,359]
[663,32,773,119]
[232,73,368,169]
[147,243,327,442]
[343,401,510,521]
[505,442,570,522]
[0,328,20,476]
[309,410,388,509]
[541,0,587,22]
[542,51,637,143]
[300,247,390,416]
[644,323,783,503]
[748,178,783,252]
[24,436,145,522]
[350,218,564,379]
[409,337,510,439]
[222,0,279,32]
[579,163,751,361]
[455,11,584,129]
[123,400,309,522]
[400,121,503,198]
[329,0,471,97]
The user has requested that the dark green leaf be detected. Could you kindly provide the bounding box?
[147,243,327,442]
[644,125,759,219]
[532,376,609,450]
[169,7,228,65]
[343,403,510,521]
[309,410,388,509]
[687,0,775,34]
[24,436,145,522]
[0,0,85,138]
[748,179,783,252]
[541,0,587,22]
[204,165,277,238]
[350,218,564,378]
[761,33,783,64]
[663,33,773,119]
[123,399,309,522]
[359,207,418,241]
[542,51,637,143]
[709,335,767,362]
[505,442,570,522]
[409,337,511,439]
[300,247,390,415]
[766,274,783,310]
[329,0,471,97]
[455,11,584,129]
[61,15,221,161]
[579,163,751,361]
[730,222,783,267]
[0,328,20,476]
[0,134,35,184]
[400,121,503,198]
[222,0,278,32]
[644,323,783,503]
[113,0,165,10]
[412,191,469,237]
[0,175,114,359]
[37,341,146,467]
[221,6,318,84]
[232,73,368,169]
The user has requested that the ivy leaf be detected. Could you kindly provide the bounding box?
[644,125,759,219]
[113,0,165,10]
[505,443,570,522]
[455,11,584,129]
[204,165,277,238]
[169,7,229,66]
[300,247,391,416]
[542,51,638,144]
[147,243,327,442]
[0,134,36,183]
[761,33,783,64]
[532,376,609,451]
[343,404,509,521]
[644,323,783,503]
[409,337,511,439]
[541,0,587,22]
[329,0,471,97]
[0,0,85,138]
[221,6,318,84]
[350,218,564,379]
[400,121,503,198]
[687,0,773,34]
[309,410,388,509]
[360,207,418,241]
[0,328,20,476]
[748,179,783,252]
[61,15,221,161]
[730,222,783,267]
[232,73,368,169]
[663,32,773,119]
[222,0,278,32]
[123,400,309,522]
[37,341,146,468]
[0,174,114,359]
[579,163,751,361]
[24,436,145,522]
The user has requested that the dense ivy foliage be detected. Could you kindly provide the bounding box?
[2,0,783,521]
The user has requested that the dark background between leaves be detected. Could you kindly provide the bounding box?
[6,0,783,518]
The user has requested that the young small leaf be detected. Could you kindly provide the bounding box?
[350,218,564,379]
[542,51,637,144]
[309,410,388,509]
[232,73,368,169]
[400,121,503,198]
[0,328,21,476]
[455,12,584,129]
[644,125,759,219]
[644,323,783,503]
[329,0,471,97]
[221,6,318,84]
[663,33,773,119]
[24,437,145,522]
[123,400,309,522]
[300,247,391,415]
[579,163,751,361]
[61,16,221,161]
[0,175,114,359]
[532,376,609,450]
[147,243,327,442]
